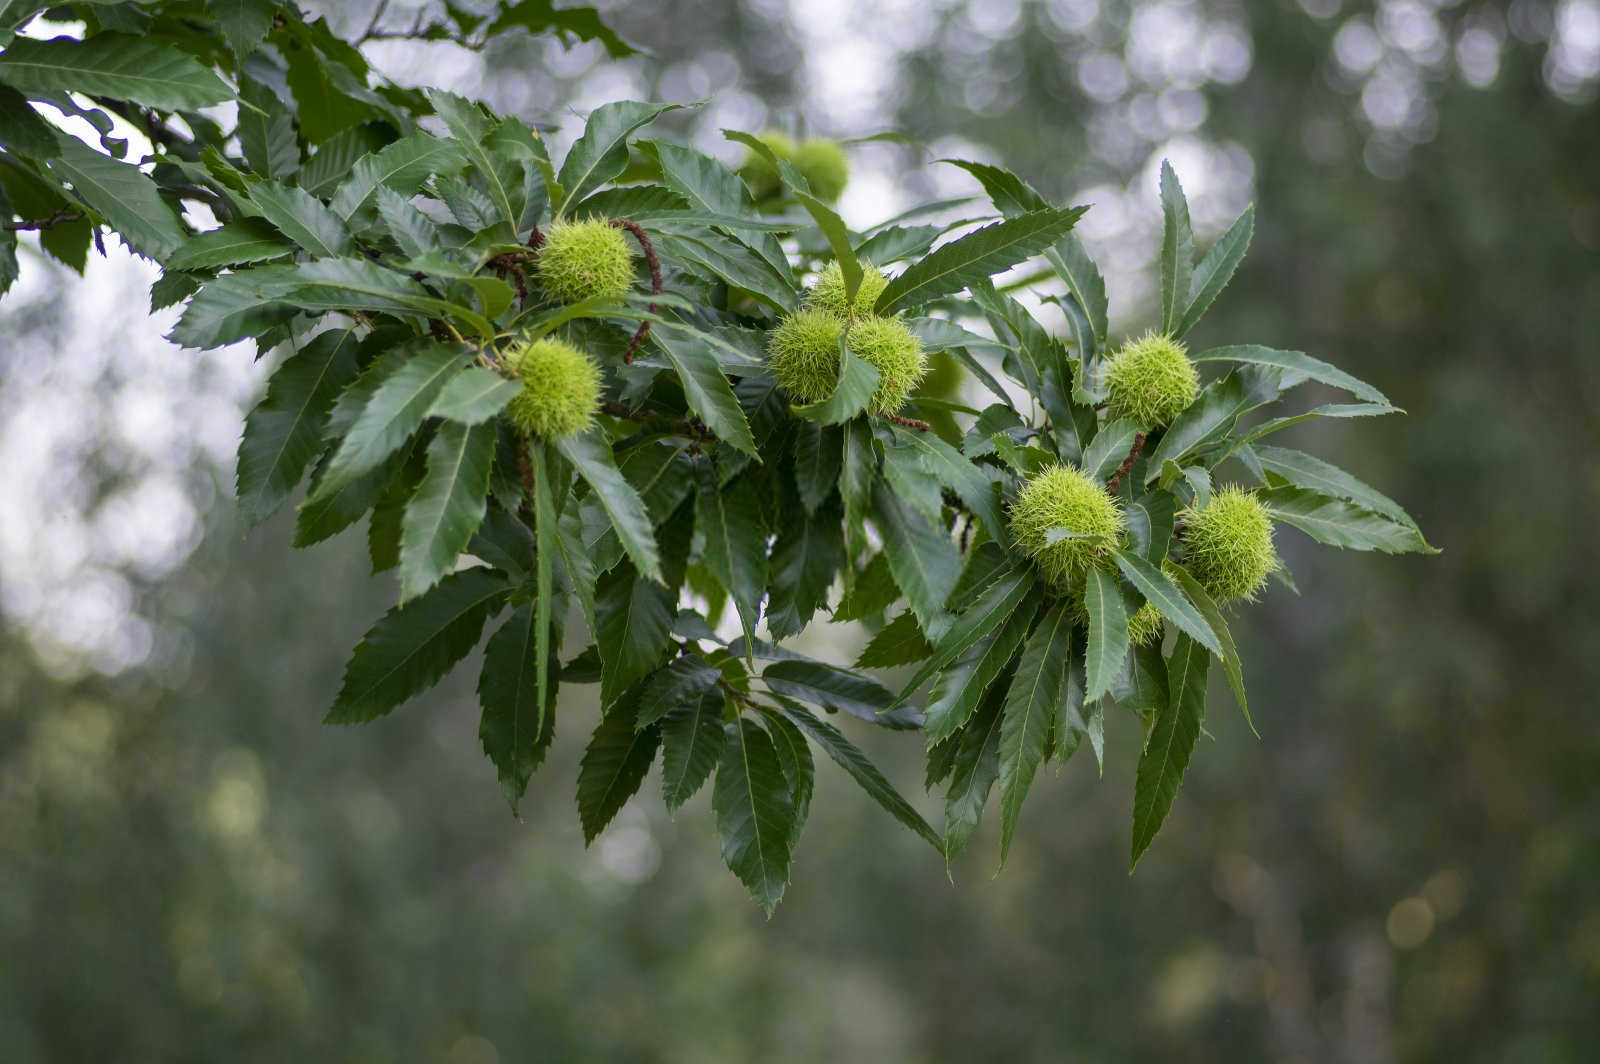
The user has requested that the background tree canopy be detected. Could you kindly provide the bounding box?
[1,1,1596,1061]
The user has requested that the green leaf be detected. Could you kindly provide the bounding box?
[763,659,921,730]
[997,611,1064,863]
[399,420,494,600]
[853,223,941,264]
[1178,205,1253,336]
[554,501,599,638]
[650,139,793,284]
[167,219,292,271]
[884,425,1007,544]
[1157,160,1193,335]
[327,566,509,723]
[652,327,758,455]
[595,563,675,707]
[0,85,58,157]
[943,685,1005,860]
[43,131,186,260]
[296,124,388,195]
[777,700,942,854]
[487,1,640,58]
[1081,418,1141,482]
[1192,345,1391,406]
[1128,490,1177,563]
[839,418,876,554]
[1046,235,1109,352]
[237,328,360,527]
[922,595,1037,746]
[1083,566,1128,703]
[555,429,664,584]
[1143,372,1253,479]
[1112,548,1221,655]
[616,439,695,524]
[940,158,1049,216]
[293,443,410,549]
[896,564,1038,705]
[854,611,932,669]
[761,708,815,843]
[694,462,767,648]
[880,433,945,526]
[637,654,721,731]
[790,332,879,425]
[247,179,353,258]
[557,100,686,217]
[1167,564,1252,734]
[764,495,845,640]
[1252,445,1419,528]
[0,33,230,109]
[713,718,794,915]
[207,0,277,61]
[329,133,468,222]
[652,229,795,309]
[477,601,557,810]
[661,687,728,810]
[1228,403,1398,453]
[310,343,470,503]
[872,480,961,642]
[578,701,661,843]
[1258,486,1438,554]
[1130,634,1210,870]
[427,91,522,233]
[238,76,300,180]
[874,207,1086,315]
[1001,600,1076,771]
[172,260,490,349]
[939,159,1107,348]
[368,444,425,575]
[792,421,842,514]
[427,366,521,425]
[374,184,440,257]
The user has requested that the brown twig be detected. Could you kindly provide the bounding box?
[4,208,85,232]
[882,412,933,431]
[1105,431,1147,494]
[717,677,760,710]
[611,218,661,364]
[488,249,533,305]
[600,400,652,423]
[518,434,536,501]
[602,400,708,441]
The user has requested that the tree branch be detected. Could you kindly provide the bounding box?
[4,208,86,232]
[1104,431,1146,494]
[611,218,661,364]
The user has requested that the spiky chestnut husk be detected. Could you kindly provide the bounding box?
[767,311,926,414]
[767,309,844,404]
[1067,573,1164,645]
[1009,464,1124,587]
[1104,331,1200,427]
[1180,486,1278,602]
[848,315,926,414]
[503,338,602,439]
[1127,601,1165,645]
[535,218,634,305]
[805,261,889,320]
[738,131,795,201]
[792,138,849,202]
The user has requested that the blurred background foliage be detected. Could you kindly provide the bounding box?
[2,0,1598,1060]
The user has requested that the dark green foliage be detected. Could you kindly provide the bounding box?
[0,0,1431,910]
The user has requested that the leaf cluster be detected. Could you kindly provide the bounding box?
[0,2,1434,911]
